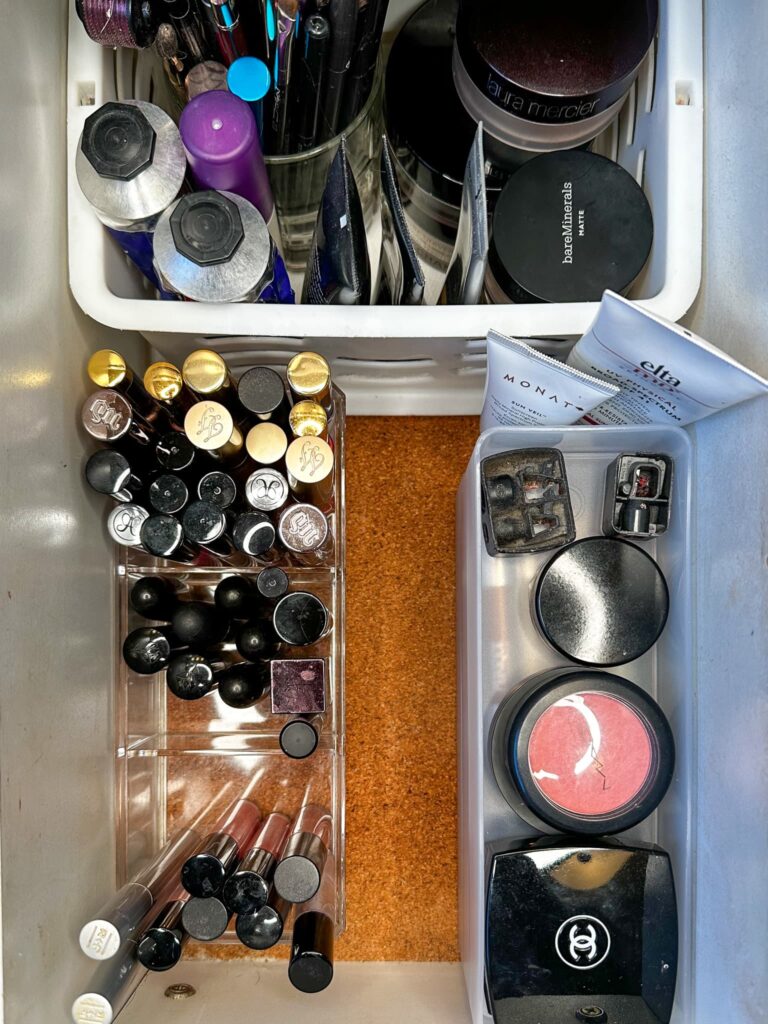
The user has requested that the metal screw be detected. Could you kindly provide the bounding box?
[165,984,196,1000]
[576,1008,607,1023]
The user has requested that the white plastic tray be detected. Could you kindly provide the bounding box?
[65,0,703,415]
[456,425,694,1024]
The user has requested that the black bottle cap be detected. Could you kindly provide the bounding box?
[181,836,237,898]
[129,576,179,621]
[140,514,185,559]
[170,192,245,267]
[182,500,228,547]
[156,431,197,472]
[280,719,319,760]
[85,449,134,496]
[232,512,276,557]
[236,620,278,661]
[273,592,328,646]
[122,627,174,675]
[237,367,287,418]
[217,663,270,709]
[81,102,156,180]
[236,900,287,950]
[223,866,270,916]
[214,576,259,619]
[257,567,289,601]
[171,601,229,648]
[535,538,669,666]
[288,912,334,993]
[136,926,183,971]
[149,473,189,514]
[198,471,237,510]
[181,897,231,941]
[166,653,217,700]
[489,152,653,304]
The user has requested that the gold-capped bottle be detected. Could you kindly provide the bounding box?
[289,401,328,441]
[286,352,332,414]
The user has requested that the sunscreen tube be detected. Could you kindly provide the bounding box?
[480,331,619,432]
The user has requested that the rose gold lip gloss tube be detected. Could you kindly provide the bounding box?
[273,804,332,904]
[181,798,262,898]
[78,828,201,961]
[222,812,293,914]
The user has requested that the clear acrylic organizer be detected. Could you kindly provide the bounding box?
[113,391,346,947]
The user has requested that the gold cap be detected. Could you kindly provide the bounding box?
[286,352,331,405]
[246,423,288,466]
[285,437,334,508]
[182,349,231,396]
[144,362,184,402]
[184,401,243,460]
[87,350,130,389]
[289,401,328,440]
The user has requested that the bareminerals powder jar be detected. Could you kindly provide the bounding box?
[453,0,659,153]
[490,670,675,834]
[486,151,654,304]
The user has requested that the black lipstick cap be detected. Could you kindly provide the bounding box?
[217,663,270,708]
[129,576,180,622]
[136,900,187,971]
[237,367,289,421]
[215,576,259,619]
[235,892,290,950]
[280,719,319,760]
[122,626,178,675]
[232,512,276,557]
[288,912,334,992]
[140,513,188,560]
[166,653,218,700]
[85,449,141,499]
[181,834,238,898]
[181,897,231,941]
[236,620,278,661]
[257,567,289,601]
[198,471,238,510]
[273,592,328,646]
[171,601,229,648]
[149,473,189,514]
[155,431,198,472]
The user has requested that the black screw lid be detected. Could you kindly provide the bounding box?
[129,576,179,621]
[85,449,133,495]
[222,861,271,915]
[140,514,185,558]
[215,576,259,619]
[170,192,245,267]
[236,902,286,950]
[257,567,289,601]
[236,620,278,661]
[198,471,238,510]
[156,431,197,472]
[136,927,183,971]
[182,500,227,546]
[288,912,334,993]
[280,719,319,760]
[182,853,228,899]
[149,473,189,515]
[217,663,270,709]
[171,601,229,648]
[181,897,231,941]
[81,102,157,180]
[273,592,328,647]
[232,512,276,557]
[166,653,217,700]
[122,627,174,675]
[237,367,287,417]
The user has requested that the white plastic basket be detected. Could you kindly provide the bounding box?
[66,0,703,415]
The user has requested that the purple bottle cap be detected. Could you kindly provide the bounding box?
[179,91,274,223]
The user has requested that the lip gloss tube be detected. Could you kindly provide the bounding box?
[140,513,202,564]
[232,511,279,560]
[155,431,209,475]
[278,504,331,563]
[181,798,262,897]
[245,423,289,467]
[245,467,290,513]
[286,352,333,414]
[148,473,189,515]
[222,812,292,913]
[237,366,290,424]
[129,577,182,622]
[185,402,248,468]
[181,895,233,940]
[182,500,246,565]
[144,362,198,422]
[85,450,144,504]
[136,886,190,972]
[81,390,161,464]
[71,937,148,1024]
[235,885,292,949]
[88,351,162,423]
[198,471,239,510]
[288,853,336,992]
[181,350,241,412]
[79,829,201,960]
[107,504,150,549]
[122,626,187,675]
[285,436,335,509]
[273,804,332,903]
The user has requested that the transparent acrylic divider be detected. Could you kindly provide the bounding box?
[115,391,346,945]
[457,426,694,1024]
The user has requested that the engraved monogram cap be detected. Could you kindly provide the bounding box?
[279,504,329,553]
[185,401,235,451]
[107,503,149,547]
[285,437,333,484]
[245,468,290,512]
[81,388,133,442]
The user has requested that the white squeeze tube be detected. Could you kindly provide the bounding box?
[567,291,768,426]
[480,331,620,432]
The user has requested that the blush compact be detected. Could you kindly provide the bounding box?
[490,670,675,835]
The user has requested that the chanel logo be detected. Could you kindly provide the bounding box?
[195,405,225,444]
[299,439,325,477]
[89,397,124,431]
[555,916,611,970]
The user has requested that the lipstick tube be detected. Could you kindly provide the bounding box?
[232,511,279,560]
[235,885,292,949]
[88,350,162,423]
[140,513,202,564]
[182,499,247,565]
[245,422,289,467]
[85,450,144,503]
[81,389,161,464]
[217,662,271,708]
[129,576,181,622]
[171,600,230,647]
[198,471,239,510]
[71,937,148,1024]
[235,619,279,662]
[148,473,189,515]
[79,829,200,960]
[155,431,211,475]
[144,361,197,422]
[107,504,150,549]
[286,351,333,413]
[273,804,332,904]
[182,350,241,411]
[237,366,290,424]
[285,436,335,510]
[185,401,247,467]
[222,812,292,914]
[288,853,336,992]
[166,652,227,701]
[181,798,263,897]
[166,655,270,707]
[181,894,233,941]
[289,401,328,441]
[245,467,290,513]
[122,626,187,676]
[136,887,190,972]
[278,503,331,562]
